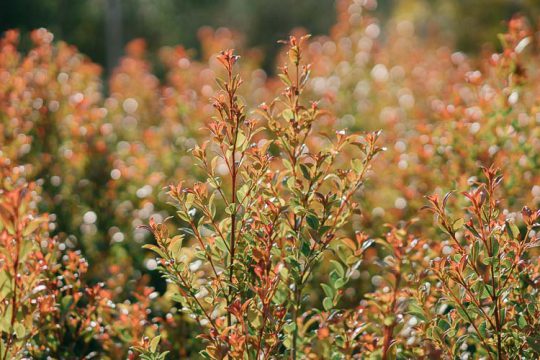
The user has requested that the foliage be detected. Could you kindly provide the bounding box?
[424,167,540,359]
[0,155,160,359]
[0,0,539,358]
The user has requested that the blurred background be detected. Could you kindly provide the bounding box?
[1,0,539,75]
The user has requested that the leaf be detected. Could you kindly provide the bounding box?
[452,218,464,231]
[215,236,229,254]
[383,315,395,326]
[321,284,334,299]
[456,306,470,322]
[306,214,319,230]
[14,323,25,339]
[323,297,334,311]
[235,130,247,148]
[408,303,427,322]
[351,159,363,173]
[2,219,14,236]
[61,295,74,315]
[215,77,227,91]
[299,163,311,180]
[225,203,237,215]
[334,278,346,289]
[436,319,450,332]
[361,238,374,251]
[505,220,518,239]
[491,238,500,257]
[300,240,311,257]
[150,335,161,353]
[518,315,527,329]
[330,260,345,278]
[0,339,5,360]
[0,306,11,332]
[278,74,291,86]
[465,223,482,239]
[482,256,493,266]
[22,218,45,237]
[168,235,184,255]
[158,352,170,360]
[171,293,186,304]
[142,244,166,259]
[478,322,487,338]
[208,193,217,217]
[282,109,294,121]
[527,335,540,354]
[443,191,454,208]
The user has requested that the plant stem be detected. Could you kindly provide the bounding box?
[227,69,240,329]
[382,272,401,360]
[3,214,21,360]
[290,287,301,360]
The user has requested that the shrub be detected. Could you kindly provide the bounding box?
[424,167,540,358]
[142,37,383,358]
[0,156,160,359]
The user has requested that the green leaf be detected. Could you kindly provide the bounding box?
[334,278,346,289]
[225,203,237,215]
[0,306,11,332]
[490,237,500,257]
[329,269,341,285]
[14,323,25,339]
[437,318,450,331]
[142,244,167,259]
[505,220,519,239]
[158,352,170,360]
[351,159,363,173]
[482,257,495,266]
[215,236,229,254]
[282,109,294,121]
[299,164,311,180]
[478,322,487,338]
[286,177,296,191]
[3,220,14,236]
[215,77,227,91]
[235,130,247,149]
[300,240,311,257]
[456,306,469,322]
[168,235,184,255]
[330,260,345,278]
[23,218,45,237]
[323,297,334,311]
[321,283,334,298]
[0,339,5,360]
[518,315,527,329]
[527,335,540,354]
[278,74,291,86]
[383,315,395,327]
[464,222,481,239]
[408,303,427,322]
[452,218,464,231]
[61,295,74,315]
[200,350,212,359]
[306,214,319,230]
[150,335,161,353]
